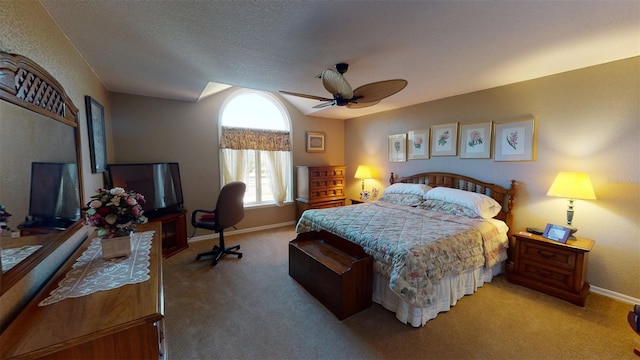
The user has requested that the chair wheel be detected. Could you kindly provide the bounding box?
[196,254,202,260]
[238,254,243,259]
[211,259,218,266]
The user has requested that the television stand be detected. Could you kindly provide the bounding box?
[151,210,188,258]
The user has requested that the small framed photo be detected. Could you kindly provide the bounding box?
[494,118,536,161]
[388,133,407,162]
[371,188,379,200]
[85,96,107,173]
[543,223,571,243]
[431,122,458,156]
[407,129,430,160]
[459,121,492,159]
[306,131,325,153]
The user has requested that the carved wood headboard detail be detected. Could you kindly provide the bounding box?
[0,51,78,127]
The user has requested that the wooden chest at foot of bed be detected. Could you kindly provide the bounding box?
[289,231,373,320]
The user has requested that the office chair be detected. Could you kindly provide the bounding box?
[192,181,246,266]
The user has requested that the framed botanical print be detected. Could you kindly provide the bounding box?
[85,96,107,173]
[407,129,430,160]
[306,131,325,152]
[494,118,536,161]
[388,133,407,162]
[431,122,458,156]
[459,121,492,159]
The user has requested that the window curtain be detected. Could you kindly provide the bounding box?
[263,151,290,206]
[220,127,291,206]
[220,148,249,184]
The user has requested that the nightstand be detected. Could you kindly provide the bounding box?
[508,228,595,306]
[350,198,366,205]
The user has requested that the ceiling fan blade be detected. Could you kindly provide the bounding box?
[279,90,333,102]
[346,100,380,109]
[352,79,408,103]
[312,100,336,109]
[321,68,354,99]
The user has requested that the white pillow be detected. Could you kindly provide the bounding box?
[383,183,432,197]
[425,187,502,219]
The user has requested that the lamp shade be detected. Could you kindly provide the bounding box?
[354,165,372,180]
[546,172,596,200]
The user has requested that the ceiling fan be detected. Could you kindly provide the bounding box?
[280,63,408,109]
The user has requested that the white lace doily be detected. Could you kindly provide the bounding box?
[38,231,154,307]
[1,245,43,272]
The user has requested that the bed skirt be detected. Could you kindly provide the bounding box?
[372,262,505,327]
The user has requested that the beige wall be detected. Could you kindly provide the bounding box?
[109,89,345,235]
[344,57,640,299]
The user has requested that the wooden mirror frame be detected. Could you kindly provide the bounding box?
[0,51,85,295]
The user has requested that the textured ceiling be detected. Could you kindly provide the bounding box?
[40,1,639,120]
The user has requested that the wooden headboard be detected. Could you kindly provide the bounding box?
[390,172,516,231]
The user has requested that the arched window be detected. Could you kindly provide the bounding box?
[219,89,292,206]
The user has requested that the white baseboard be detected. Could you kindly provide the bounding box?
[187,221,296,243]
[590,285,640,305]
[187,222,640,306]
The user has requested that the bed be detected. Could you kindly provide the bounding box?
[295,172,516,327]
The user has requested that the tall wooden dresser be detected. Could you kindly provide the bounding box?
[296,165,346,220]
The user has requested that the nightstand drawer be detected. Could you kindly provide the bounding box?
[518,239,577,270]
[518,260,575,292]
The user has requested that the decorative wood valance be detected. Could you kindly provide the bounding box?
[0,51,78,127]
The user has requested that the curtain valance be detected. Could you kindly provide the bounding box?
[220,126,291,151]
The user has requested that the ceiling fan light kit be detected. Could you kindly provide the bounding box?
[281,63,407,109]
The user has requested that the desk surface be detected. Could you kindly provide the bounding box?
[0,222,164,359]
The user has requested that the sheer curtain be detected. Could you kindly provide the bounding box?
[220,126,291,206]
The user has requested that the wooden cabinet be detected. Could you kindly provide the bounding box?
[296,165,346,220]
[0,221,165,359]
[153,210,188,258]
[508,229,594,306]
[289,230,373,320]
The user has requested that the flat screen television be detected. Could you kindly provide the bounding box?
[107,162,184,219]
[28,162,81,229]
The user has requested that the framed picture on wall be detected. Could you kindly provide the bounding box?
[459,121,492,159]
[494,117,536,161]
[306,131,325,152]
[388,133,407,162]
[407,129,430,160]
[431,122,458,156]
[85,96,107,173]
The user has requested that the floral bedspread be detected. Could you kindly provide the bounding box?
[295,202,508,307]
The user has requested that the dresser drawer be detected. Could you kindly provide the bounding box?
[518,239,577,271]
[309,177,345,191]
[309,187,346,201]
[309,167,346,179]
[311,199,345,209]
[518,260,575,292]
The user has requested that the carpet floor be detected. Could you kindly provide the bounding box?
[162,225,639,359]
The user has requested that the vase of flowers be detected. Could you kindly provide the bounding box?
[84,187,147,259]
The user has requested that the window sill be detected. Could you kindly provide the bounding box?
[244,201,293,210]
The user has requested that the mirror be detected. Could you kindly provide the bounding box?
[0,52,84,295]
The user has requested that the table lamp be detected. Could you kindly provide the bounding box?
[546,172,596,238]
[354,165,372,199]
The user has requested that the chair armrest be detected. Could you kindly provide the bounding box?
[191,209,215,226]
